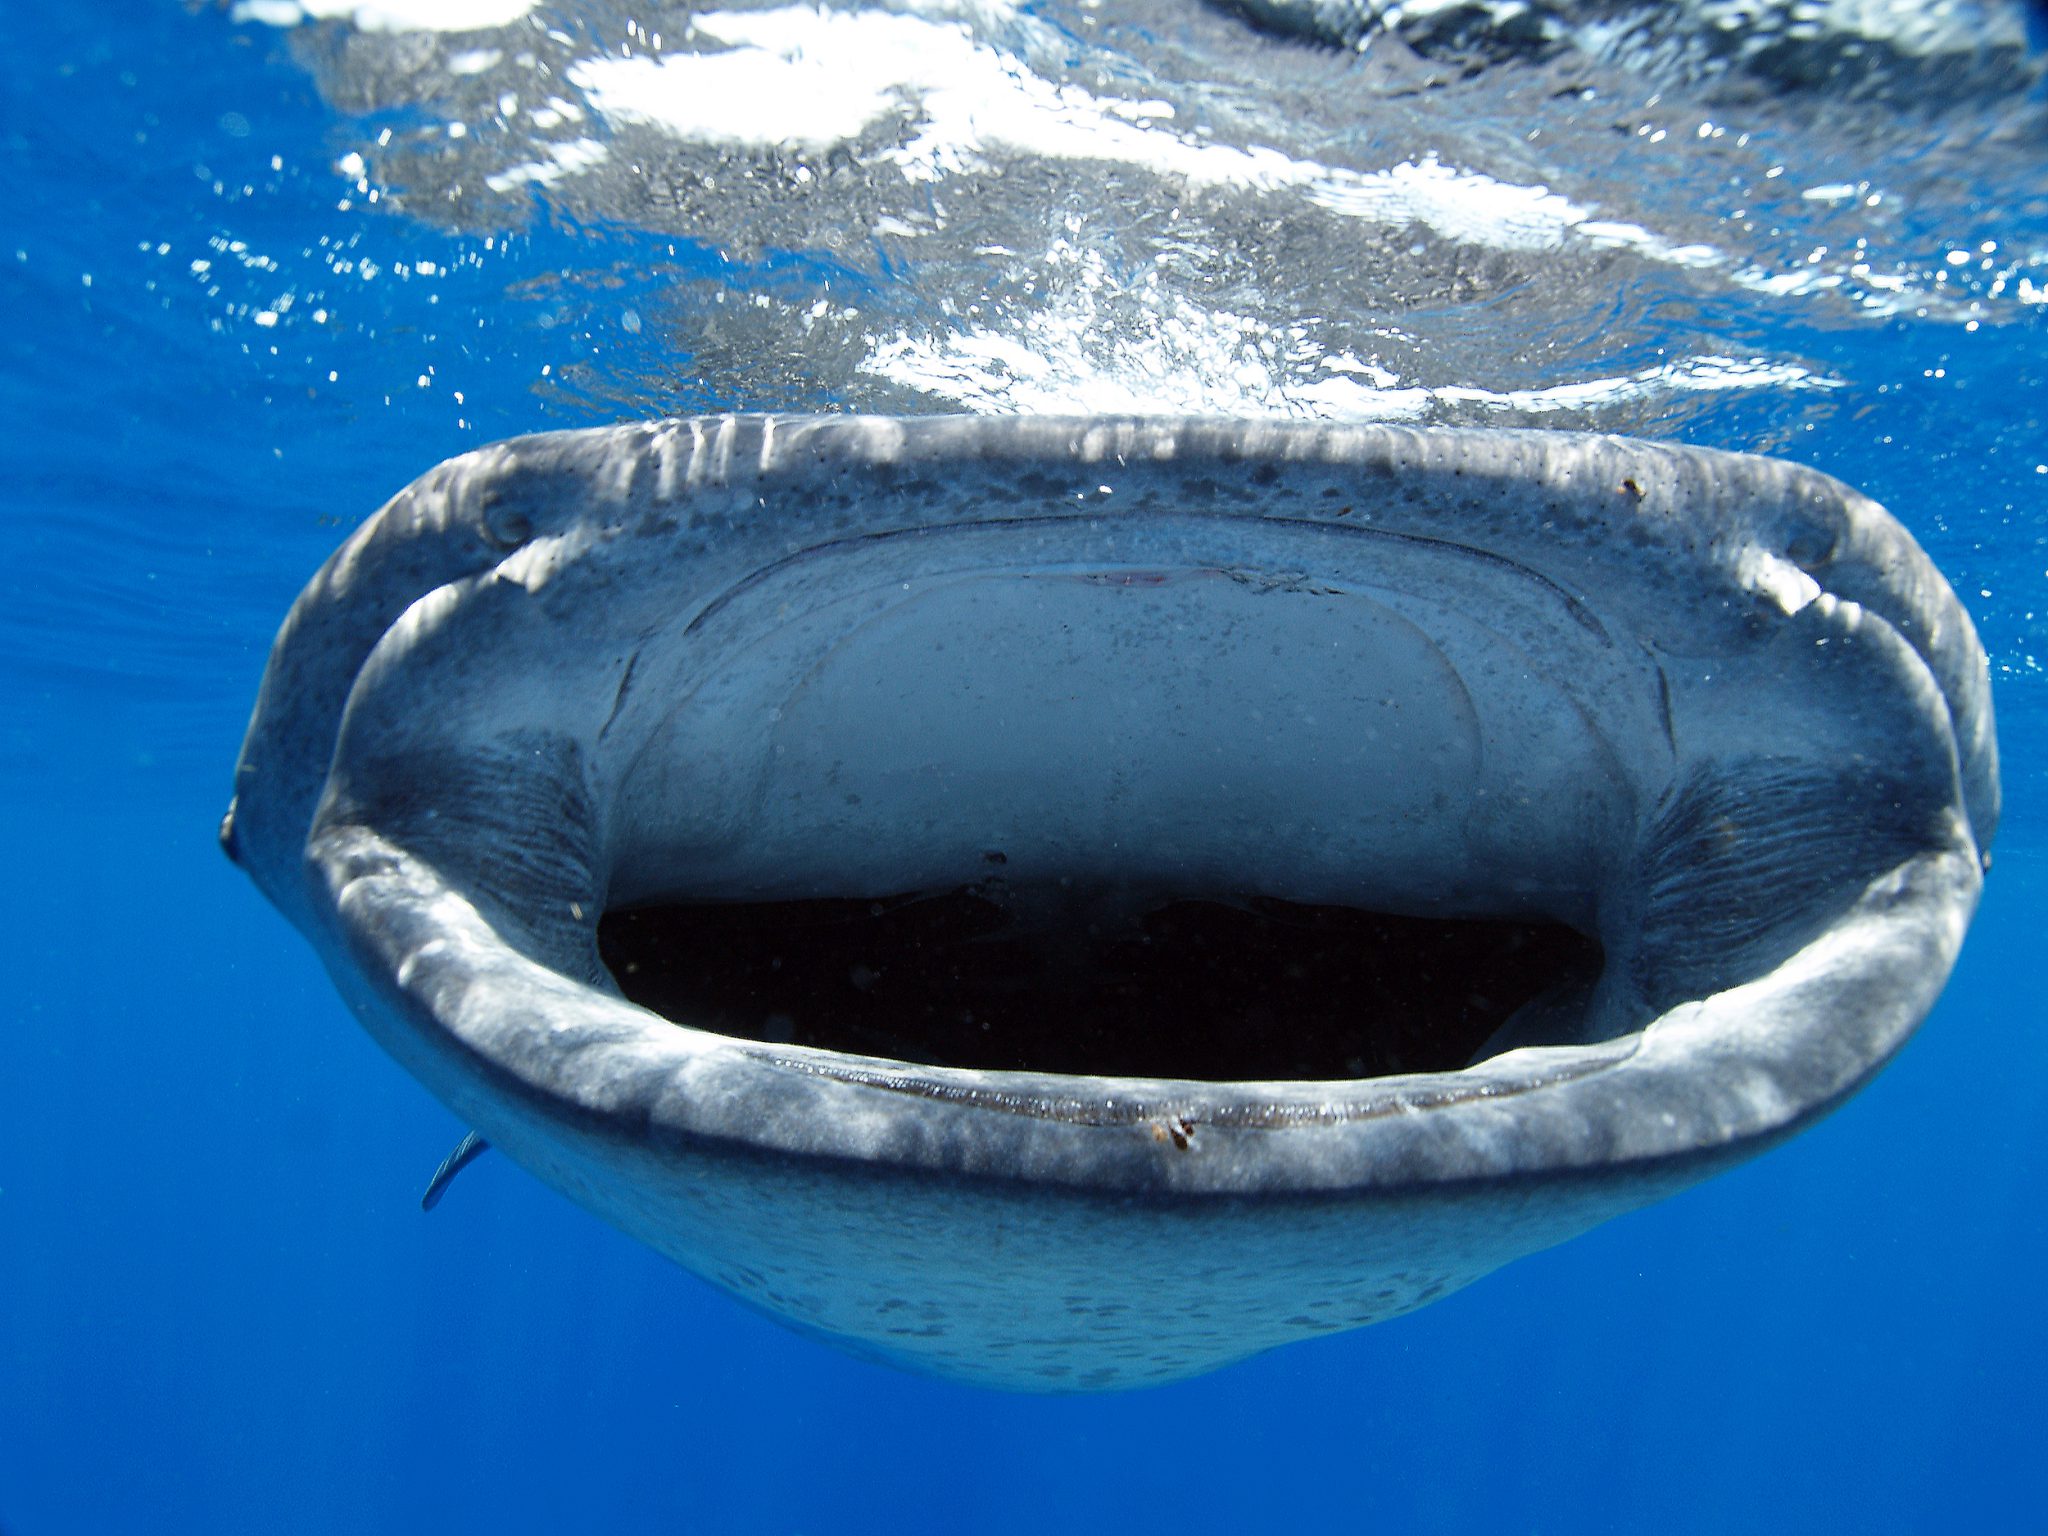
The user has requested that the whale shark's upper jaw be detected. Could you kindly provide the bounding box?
[226,416,1993,1385]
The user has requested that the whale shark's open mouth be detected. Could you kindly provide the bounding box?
[588,504,1630,1081]
[226,416,1994,1390]
[599,890,1603,1080]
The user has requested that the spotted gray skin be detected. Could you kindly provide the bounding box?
[225,415,1994,1391]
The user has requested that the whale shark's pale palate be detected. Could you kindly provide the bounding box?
[225,415,1995,1391]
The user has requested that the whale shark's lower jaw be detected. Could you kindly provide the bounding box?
[226,416,1993,1391]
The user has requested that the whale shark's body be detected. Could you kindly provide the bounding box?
[226,415,1994,1389]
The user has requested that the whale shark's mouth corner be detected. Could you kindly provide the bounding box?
[229,415,1995,1388]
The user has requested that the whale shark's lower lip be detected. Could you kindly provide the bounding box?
[226,416,1994,1391]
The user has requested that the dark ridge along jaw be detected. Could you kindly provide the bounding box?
[226,416,1995,1390]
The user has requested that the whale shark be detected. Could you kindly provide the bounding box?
[224,414,1994,1390]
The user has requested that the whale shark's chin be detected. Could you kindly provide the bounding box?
[226,416,1994,1391]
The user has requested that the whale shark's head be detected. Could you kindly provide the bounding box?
[225,415,1994,1390]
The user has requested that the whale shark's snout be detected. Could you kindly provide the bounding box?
[226,415,1994,1390]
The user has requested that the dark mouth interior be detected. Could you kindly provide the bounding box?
[598,882,1603,1080]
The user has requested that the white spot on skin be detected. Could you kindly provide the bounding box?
[1736,547,1824,616]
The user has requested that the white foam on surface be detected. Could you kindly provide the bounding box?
[871,329,1835,418]
[483,138,611,194]
[565,2,1925,310]
[566,4,1721,270]
[859,241,1837,418]
[568,4,1295,180]
[232,0,537,32]
[567,28,906,152]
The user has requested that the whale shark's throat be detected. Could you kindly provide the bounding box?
[599,888,1602,1080]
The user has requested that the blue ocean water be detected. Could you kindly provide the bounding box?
[3,1,2046,1530]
